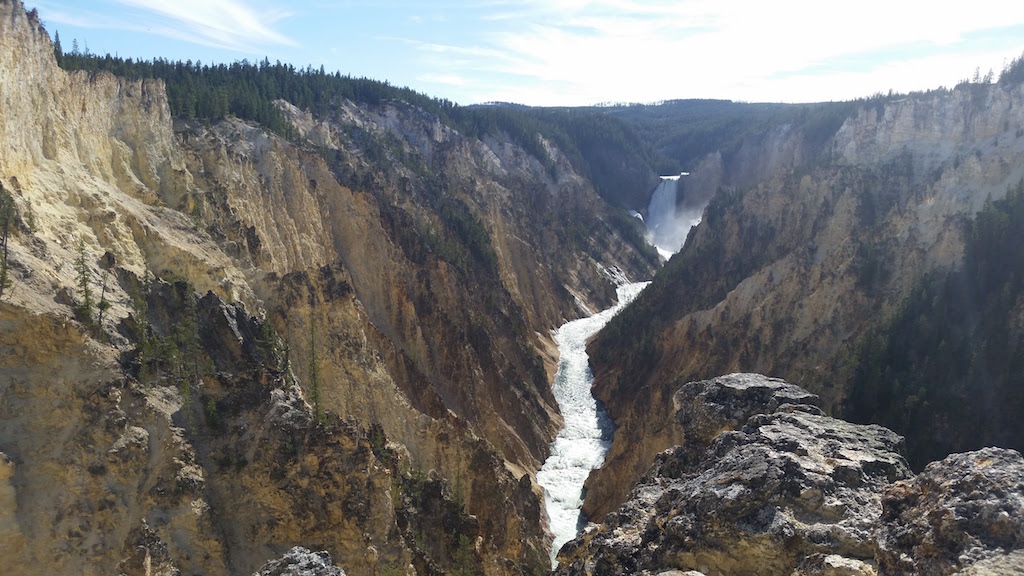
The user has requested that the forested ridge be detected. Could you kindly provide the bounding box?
[52,35,910,215]
[589,69,1024,176]
[54,37,661,218]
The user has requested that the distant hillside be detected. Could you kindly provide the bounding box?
[53,45,903,220]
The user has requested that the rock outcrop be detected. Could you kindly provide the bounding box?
[581,373,821,521]
[672,373,821,460]
[877,447,1024,576]
[558,374,1024,576]
[561,374,912,575]
[254,547,346,576]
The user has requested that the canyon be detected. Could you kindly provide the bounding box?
[1,0,1024,574]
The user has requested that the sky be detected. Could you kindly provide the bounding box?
[28,0,1024,107]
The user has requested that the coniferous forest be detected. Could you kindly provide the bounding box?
[845,179,1024,469]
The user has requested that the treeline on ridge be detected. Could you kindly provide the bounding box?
[52,35,659,219]
[595,49,1024,176]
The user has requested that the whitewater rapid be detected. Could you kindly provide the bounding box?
[537,281,649,566]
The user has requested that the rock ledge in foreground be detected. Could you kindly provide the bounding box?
[877,447,1024,576]
[554,374,1024,576]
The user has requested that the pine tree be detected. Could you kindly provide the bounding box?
[53,31,63,64]
[74,239,93,323]
[0,182,13,299]
[96,270,111,329]
[130,284,154,381]
[172,287,211,429]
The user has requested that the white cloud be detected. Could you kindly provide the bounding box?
[418,73,468,86]
[35,0,1024,105]
[38,0,295,52]
[114,0,295,50]
[434,0,1024,104]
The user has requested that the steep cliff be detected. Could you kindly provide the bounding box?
[602,98,858,216]
[840,178,1024,468]
[0,1,656,574]
[585,80,1024,521]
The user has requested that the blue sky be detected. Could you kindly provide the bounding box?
[29,0,1024,106]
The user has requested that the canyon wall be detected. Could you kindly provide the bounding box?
[0,1,655,574]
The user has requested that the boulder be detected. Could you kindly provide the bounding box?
[557,374,911,575]
[673,372,822,464]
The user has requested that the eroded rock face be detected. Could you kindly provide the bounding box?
[560,374,912,575]
[0,0,655,573]
[877,447,1024,576]
[0,303,227,576]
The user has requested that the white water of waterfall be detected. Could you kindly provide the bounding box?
[646,174,702,258]
[537,281,649,566]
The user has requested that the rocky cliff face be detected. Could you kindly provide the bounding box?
[676,119,818,217]
[877,447,1024,575]
[585,80,1024,522]
[557,374,1024,576]
[0,1,655,574]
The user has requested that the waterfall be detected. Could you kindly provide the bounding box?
[646,174,702,259]
[537,281,649,567]
[646,176,679,254]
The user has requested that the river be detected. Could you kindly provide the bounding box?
[537,281,649,566]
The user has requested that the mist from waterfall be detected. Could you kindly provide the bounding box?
[646,174,703,259]
[537,281,649,567]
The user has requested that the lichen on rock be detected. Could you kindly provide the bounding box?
[876,447,1024,576]
[557,374,1024,576]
